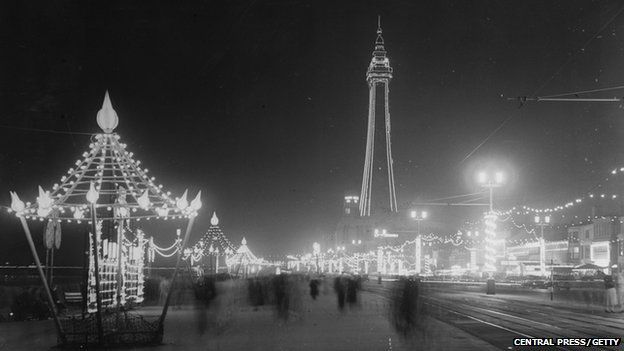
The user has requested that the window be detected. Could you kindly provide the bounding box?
[571,246,580,260]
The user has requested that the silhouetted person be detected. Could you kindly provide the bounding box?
[273,274,289,320]
[346,276,358,306]
[391,278,420,336]
[605,274,617,312]
[334,276,346,310]
[309,279,319,300]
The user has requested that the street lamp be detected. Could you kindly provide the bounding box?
[410,210,428,275]
[534,215,550,277]
[477,171,505,273]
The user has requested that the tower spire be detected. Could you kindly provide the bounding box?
[375,16,385,47]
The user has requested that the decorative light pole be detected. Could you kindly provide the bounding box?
[9,192,66,343]
[477,171,504,273]
[86,182,104,342]
[410,210,427,275]
[534,215,550,277]
[313,242,320,273]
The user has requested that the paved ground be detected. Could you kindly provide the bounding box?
[0,280,499,351]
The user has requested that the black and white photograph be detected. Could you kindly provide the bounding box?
[1,1,624,350]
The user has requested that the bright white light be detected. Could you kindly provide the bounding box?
[137,190,150,209]
[495,172,504,184]
[545,216,550,223]
[477,172,487,184]
[410,210,416,218]
[534,216,540,223]
[86,182,99,204]
[190,190,202,211]
[176,189,189,210]
[9,191,25,213]
[352,240,355,244]
[36,186,53,210]
[422,211,428,219]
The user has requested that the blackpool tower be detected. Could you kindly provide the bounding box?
[359,18,398,217]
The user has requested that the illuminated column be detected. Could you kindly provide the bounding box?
[539,237,546,276]
[483,212,498,272]
[377,248,383,273]
[364,260,369,274]
[415,236,422,274]
[424,255,431,275]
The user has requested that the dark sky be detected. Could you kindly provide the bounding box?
[2,0,624,262]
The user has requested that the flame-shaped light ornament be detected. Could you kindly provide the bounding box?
[9,191,25,215]
[176,190,189,211]
[190,191,202,211]
[137,190,151,210]
[86,182,99,204]
[210,212,219,226]
[36,186,54,217]
[96,91,119,133]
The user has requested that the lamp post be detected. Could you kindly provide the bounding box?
[534,215,550,277]
[158,190,201,334]
[477,171,504,273]
[86,182,104,343]
[410,210,428,275]
[313,242,320,273]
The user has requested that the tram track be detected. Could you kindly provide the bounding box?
[364,283,622,351]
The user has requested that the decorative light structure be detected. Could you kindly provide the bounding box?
[477,170,505,273]
[8,92,202,345]
[535,215,550,276]
[410,210,428,274]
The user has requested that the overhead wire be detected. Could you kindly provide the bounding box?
[459,2,624,165]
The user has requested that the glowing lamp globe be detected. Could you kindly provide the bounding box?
[86,182,99,204]
[210,212,219,226]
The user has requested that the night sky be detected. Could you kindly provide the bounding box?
[2,0,624,263]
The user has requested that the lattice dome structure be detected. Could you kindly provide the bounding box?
[9,91,201,346]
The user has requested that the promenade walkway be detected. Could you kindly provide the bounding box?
[0,279,499,350]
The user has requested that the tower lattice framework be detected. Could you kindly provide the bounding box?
[359,19,398,216]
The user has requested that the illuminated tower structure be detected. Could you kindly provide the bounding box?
[359,18,398,217]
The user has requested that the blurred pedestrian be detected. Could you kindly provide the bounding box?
[390,278,420,336]
[346,276,359,307]
[273,274,290,320]
[309,279,319,300]
[158,277,170,305]
[334,275,346,310]
[604,274,617,312]
[614,265,624,312]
